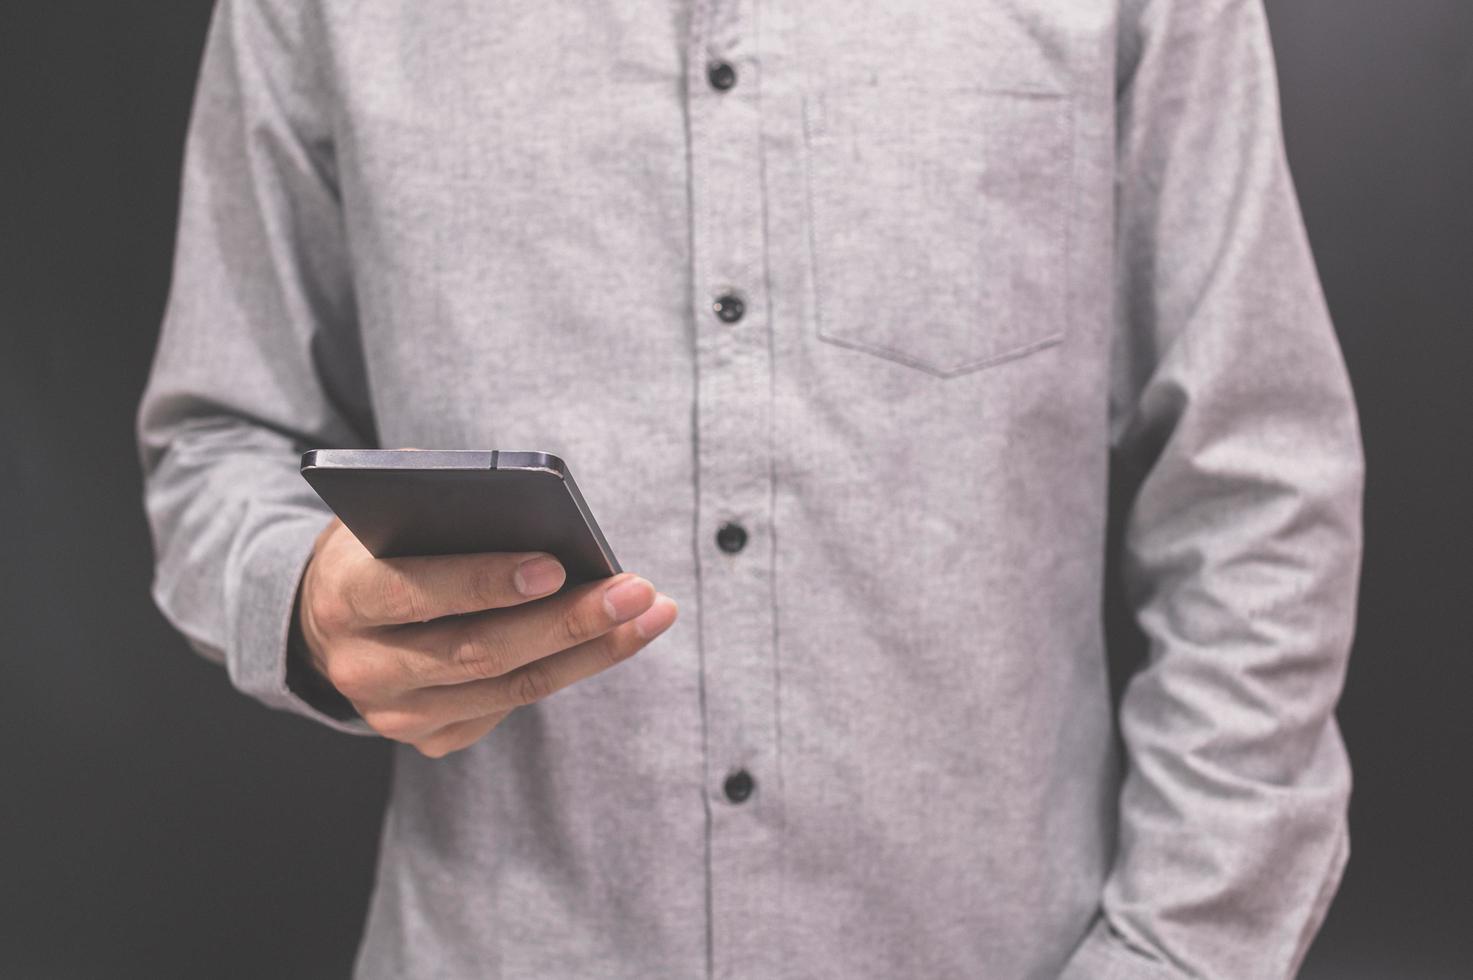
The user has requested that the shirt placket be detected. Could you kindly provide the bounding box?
[686,0,783,976]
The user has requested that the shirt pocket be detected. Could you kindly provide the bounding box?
[801,83,1074,377]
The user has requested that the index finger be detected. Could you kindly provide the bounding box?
[342,549,567,626]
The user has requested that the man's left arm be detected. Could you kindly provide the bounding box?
[1060,2,1365,977]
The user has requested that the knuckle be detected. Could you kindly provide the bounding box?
[393,646,436,687]
[448,636,486,677]
[365,709,424,742]
[340,575,376,624]
[555,603,598,650]
[309,586,352,633]
[509,663,556,706]
[377,572,426,623]
[324,655,374,699]
[415,722,493,759]
[466,561,510,608]
[414,738,452,759]
[449,630,511,680]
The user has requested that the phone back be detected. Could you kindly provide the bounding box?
[300,450,620,591]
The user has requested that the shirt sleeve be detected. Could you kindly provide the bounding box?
[136,0,376,737]
[1060,1,1365,976]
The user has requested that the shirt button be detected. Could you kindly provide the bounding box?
[724,769,755,804]
[716,521,748,554]
[707,60,737,91]
[712,293,745,323]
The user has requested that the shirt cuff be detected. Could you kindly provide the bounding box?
[226,510,377,737]
[1056,917,1183,980]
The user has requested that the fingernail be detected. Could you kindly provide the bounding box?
[514,556,565,597]
[603,575,655,623]
[633,594,677,641]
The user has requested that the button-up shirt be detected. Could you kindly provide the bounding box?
[137,1,1365,977]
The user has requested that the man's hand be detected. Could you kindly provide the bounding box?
[297,518,677,758]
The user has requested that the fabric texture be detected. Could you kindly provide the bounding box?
[136,1,1364,977]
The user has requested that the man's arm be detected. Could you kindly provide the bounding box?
[1060,1,1365,977]
[138,1,678,751]
[137,0,376,733]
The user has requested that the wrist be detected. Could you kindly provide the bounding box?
[285,575,359,721]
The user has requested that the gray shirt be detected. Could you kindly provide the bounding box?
[136,1,1365,977]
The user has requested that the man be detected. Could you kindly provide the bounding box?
[137,0,1364,977]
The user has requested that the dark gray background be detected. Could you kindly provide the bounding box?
[2,2,1468,977]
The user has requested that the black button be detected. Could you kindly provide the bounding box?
[716,521,748,554]
[724,770,755,804]
[713,293,745,323]
[707,60,737,91]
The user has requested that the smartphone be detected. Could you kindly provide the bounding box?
[299,449,620,592]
